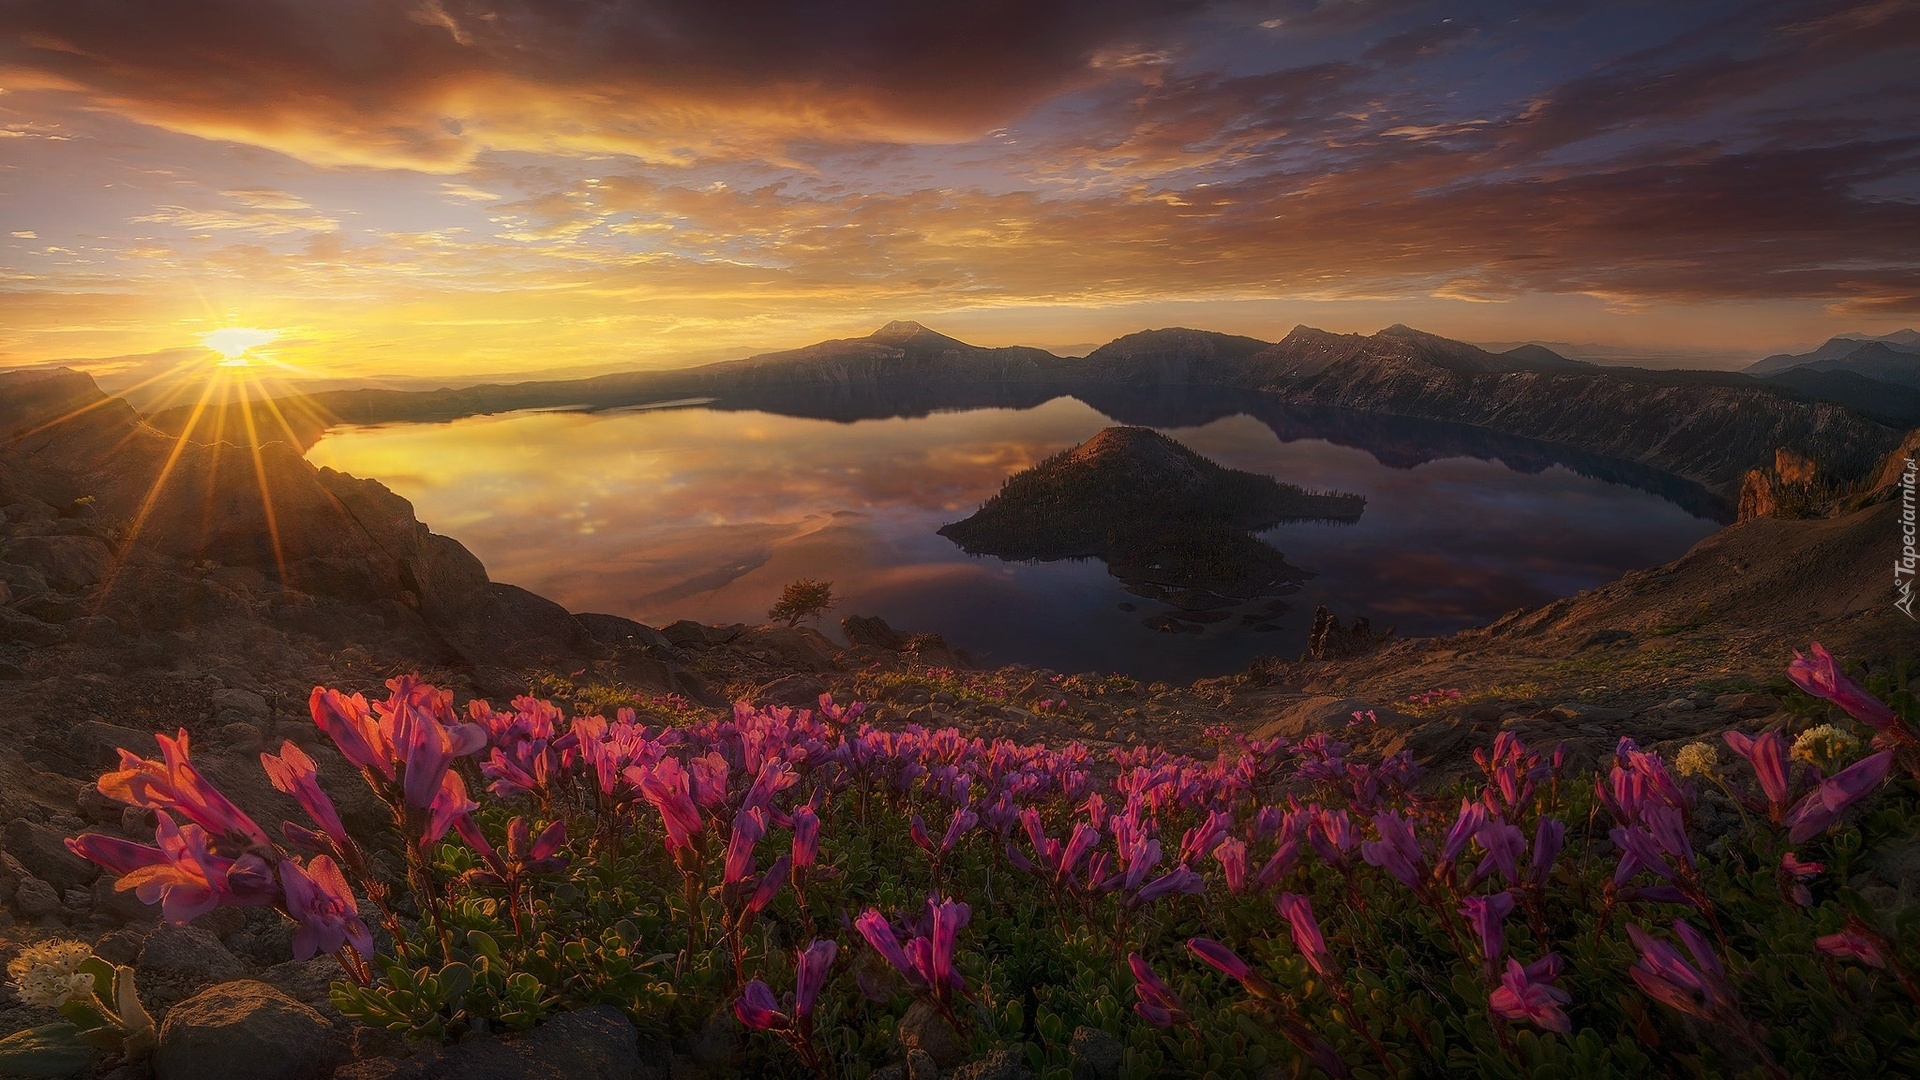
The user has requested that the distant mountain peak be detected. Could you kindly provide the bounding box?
[869,320,952,346]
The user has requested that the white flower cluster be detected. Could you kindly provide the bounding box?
[1673,741,1719,780]
[6,940,96,1009]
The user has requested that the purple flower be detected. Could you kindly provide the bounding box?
[1473,816,1526,886]
[1460,892,1516,962]
[308,687,392,778]
[280,855,374,961]
[794,939,837,1019]
[1133,867,1205,907]
[1530,817,1566,884]
[1361,811,1425,889]
[1626,920,1732,1020]
[1788,643,1899,733]
[1275,893,1332,977]
[746,854,791,915]
[1214,837,1248,893]
[854,909,917,985]
[1438,799,1489,871]
[725,806,769,886]
[1785,750,1894,843]
[1489,955,1572,1033]
[638,757,704,860]
[1127,953,1189,1027]
[422,770,477,849]
[735,979,787,1031]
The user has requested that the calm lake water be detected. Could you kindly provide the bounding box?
[306,390,1725,682]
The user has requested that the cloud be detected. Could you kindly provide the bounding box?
[0,0,1213,170]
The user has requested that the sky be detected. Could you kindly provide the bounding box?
[2,0,1918,382]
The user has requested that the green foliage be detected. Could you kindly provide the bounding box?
[0,1024,94,1078]
[768,578,838,627]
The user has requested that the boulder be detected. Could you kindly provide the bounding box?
[14,876,62,918]
[330,1004,650,1080]
[841,614,906,651]
[69,720,159,767]
[155,980,334,1080]
[748,627,840,671]
[755,673,829,708]
[139,923,249,985]
[4,818,96,893]
[897,1000,964,1069]
[1069,1027,1123,1080]
[573,612,671,653]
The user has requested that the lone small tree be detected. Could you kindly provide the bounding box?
[768,579,838,627]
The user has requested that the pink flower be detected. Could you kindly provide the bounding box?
[1361,810,1425,889]
[1815,930,1886,968]
[791,805,821,871]
[261,740,350,853]
[1723,730,1792,812]
[309,687,392,777]
[113,812,277,924]
[1779,851,1822,907]
[280,855,374,961]
[98,730,268,849]
[854,909,918,985]
[725,806,769,886]
[1788,643,1899,733]
[65,833,167,877]
[637,757,704,860]
[1439,799,1489,871]
[1214,837,1248,893]
[1275,893,1332,977]
[1188,937,1277,1000]
[745,854,790,915]
[1127,953,1189,1027]
[1785,750,1894,843]
[1489,955,1572,1033]
[422,770,477,848]
[389,681,489,811]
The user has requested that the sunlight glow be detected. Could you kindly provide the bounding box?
[201,327,280,364]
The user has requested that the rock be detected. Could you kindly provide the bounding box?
[330,1004,646,1080]
[0,605,64,645]
[1580,629,1634,649]
[841,614,906,650]
[1385,717,1468,764]
[1253,696,1414,741]
[258,957,346,1016]
[661,620,732,649]
[14,876,62,918]
[905,1048,939,1080]
[1069,1027,1124,1080]
[573,612,671,652]
[897,1000,964,1069]
[689,1006,742,1068]
[756,673,829,708]
[951,1049,1036,1080]
[1546,703,1633,724]
[92,874,158,922]
[70,720,159,767]
[211,688,270,721]
[5,818,95,893]
[749,627,840,671]
[3,535,113,591]
[155,980,333,1080]
[140,923,249,984]
[0,560,49,594]
[1716,692,1778,717]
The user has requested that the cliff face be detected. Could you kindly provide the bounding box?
[0,368,594,674]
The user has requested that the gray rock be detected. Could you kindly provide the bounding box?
[330,1004,648,1080]
[140,923,249,984]
[1069,1027,1123,1080]
[689,1006,742,1068]
[156,980,333,1080]
[91,874,157,922]
[259,957,347,1016]
[897,1000,964,1068]
[14,876,62,918]
[0,560,49,594]
[5,818,96,893]
[1546,703,1634,724]
[906,1048,939,1080]
[951,1049,1036,1080]
[0,605,64,645]
[755,673,829,708]
[211,688,270,721]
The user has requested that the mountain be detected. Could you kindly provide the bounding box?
[1746,331,1920,376]
[147,320,1906,500]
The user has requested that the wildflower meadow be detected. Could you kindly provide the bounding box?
[17,642,1920,1078]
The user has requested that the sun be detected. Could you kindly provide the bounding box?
[201,327,280,366]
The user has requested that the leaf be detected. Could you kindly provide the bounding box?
[0,1022,92,1078]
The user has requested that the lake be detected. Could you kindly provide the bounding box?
[306,388,1726,682]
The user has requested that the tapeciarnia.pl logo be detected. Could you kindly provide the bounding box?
[1899,457,1917,620]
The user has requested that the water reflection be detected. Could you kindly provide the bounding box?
[307,394,1725,682]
